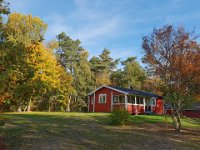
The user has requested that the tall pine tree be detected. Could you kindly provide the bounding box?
[56,32,92,111]
[90,49,119,87]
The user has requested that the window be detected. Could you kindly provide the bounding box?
[113,95,119,103]
[152,98,156,105]
[136,96,144,104]
[119,95,125,103]
[145,98,150,105]
[136,96,140,104]
[140,97,144,104]
[132,96,136,104]
[150,98,156,105]
[99,94,106,103]
[113,95,125,103]
[128,95,135,104]
[127,95,132,103]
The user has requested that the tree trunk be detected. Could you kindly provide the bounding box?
[164,110,167,122]
[17,105,22,112]
[27,98,32,112]
[17,101,22,112]
[172,112,181,132]
[24,106,27,112]
[66,98,71,112]
[48,101,51,112]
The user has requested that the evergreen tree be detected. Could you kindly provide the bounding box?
[90,48,119,87]
[56,32,92,111]
[121,57,146,89]
[111,57,146,89]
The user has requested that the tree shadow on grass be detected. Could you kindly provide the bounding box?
[0,113,199,150]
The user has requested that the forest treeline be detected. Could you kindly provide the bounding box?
[0,1,155,112]
[0,0,199,123]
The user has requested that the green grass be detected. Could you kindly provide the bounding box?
[0,112,199,150]
[130,115,200,128]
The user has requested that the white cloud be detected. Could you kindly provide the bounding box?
[44,0,123,47]
[44,14,73,40]
[73,16,121,42]
[8,0,200,66]
[44,12,121,43]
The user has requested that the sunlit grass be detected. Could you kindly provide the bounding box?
[130,115,200,128]
[0,112,199,149]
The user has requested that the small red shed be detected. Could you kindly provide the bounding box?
[88,85,164,115]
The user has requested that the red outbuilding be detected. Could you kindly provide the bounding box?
[88,85,164,115]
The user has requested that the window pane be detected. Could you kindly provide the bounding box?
[128,95,132,103]
[119,95,125,103]
[146,98,150,105]
[132,96,135,104]
[103,95,106,103]
[140,97,144,104]
[99,94,106,103]
[136,96,140,104]
[153,99,156,105]
[100,96,102,103]
[149,98,155,105]
[113,96,118,103]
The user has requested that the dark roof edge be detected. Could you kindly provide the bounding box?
[88,85,163,99]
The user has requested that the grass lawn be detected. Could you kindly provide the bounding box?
[0,112,200,150]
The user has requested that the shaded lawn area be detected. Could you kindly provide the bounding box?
[0,112,199,150]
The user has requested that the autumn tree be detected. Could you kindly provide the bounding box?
[0,13,47,111]
[0,0,8,108]
[24,43,73,112]
[4,13,47,45]
[142,25,200,132]
[141,75,163,95]
[0,13,73,112]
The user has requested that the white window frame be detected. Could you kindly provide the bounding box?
[127,95,135,104]
[136,96,144,105]
[118,95,125,103]
[151,98,156,106]
[113,95,119,103]
[99,94,107,104]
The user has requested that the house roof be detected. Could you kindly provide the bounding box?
[191,102,200,110]
[165,102,200,110]
[88,85,163,98]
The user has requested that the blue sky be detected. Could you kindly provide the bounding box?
[8,0,200,67]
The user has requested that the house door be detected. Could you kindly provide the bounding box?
[145,99,152,112]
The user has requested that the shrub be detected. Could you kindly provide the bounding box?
[0,121,5,126]
[110,108,130,125]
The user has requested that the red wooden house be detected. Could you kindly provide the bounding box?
[88,85,164,115]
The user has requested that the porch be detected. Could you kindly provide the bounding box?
[111,94,156,114]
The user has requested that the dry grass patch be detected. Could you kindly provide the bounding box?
[0,112,199,150]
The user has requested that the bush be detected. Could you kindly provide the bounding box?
[0,121,5,126]
[110,108,130,125]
